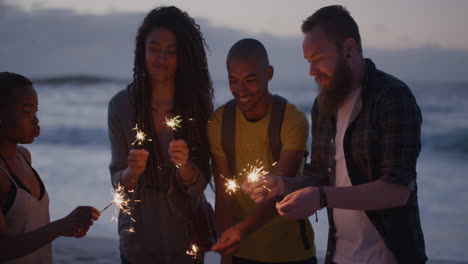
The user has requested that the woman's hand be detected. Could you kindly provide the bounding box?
[168,139,189,168]
[127,149,149,178]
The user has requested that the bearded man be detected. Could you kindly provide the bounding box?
[245,5,427,264]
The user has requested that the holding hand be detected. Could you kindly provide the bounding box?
[168,139,189,168]
[211,224,244,256]
[242,174,285,204]
[128,149,149,177]
[57,206,100,238]
[276,187,319,220]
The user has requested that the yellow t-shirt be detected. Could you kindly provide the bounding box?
[207,101,316,262]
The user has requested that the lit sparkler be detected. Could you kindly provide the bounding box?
[131,124,152,146]
[225,178,240,195]
[165,115,183,131]
[101,184,140,233]
[185,243,200,258]
[101,184,129,213]
[218,173,240,195]
[243,161,271,192]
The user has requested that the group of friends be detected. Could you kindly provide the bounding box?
[0,5,427,264]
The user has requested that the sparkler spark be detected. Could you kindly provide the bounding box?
[245,161,269,184]
[131,124,152,146]
[185,243,199,258]
[101,184,140,225]
[225,178,240,195]
[101,184,131,214]
[243,161,271,192]
[165,115,182,131]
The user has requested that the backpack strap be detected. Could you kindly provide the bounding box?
[268,95,287,161]
[221,99,237,177]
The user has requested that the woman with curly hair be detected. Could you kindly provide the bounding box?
[107,6,214,263]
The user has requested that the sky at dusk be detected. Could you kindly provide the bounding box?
[1,0,467,81]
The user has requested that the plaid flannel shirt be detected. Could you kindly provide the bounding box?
[295,59,427,264]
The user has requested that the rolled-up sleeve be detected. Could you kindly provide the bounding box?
[377,86,422,191]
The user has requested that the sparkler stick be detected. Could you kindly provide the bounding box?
[100,202,113,213]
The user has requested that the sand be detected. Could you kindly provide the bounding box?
[52,236,465,264]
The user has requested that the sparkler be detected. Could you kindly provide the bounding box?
[225,178,240,195]
[101,184,139,232]
[243,161,271,192]
[218,173,240,195]
[185,243,199,258]
[131,124,152,146]
[101,184,129,213]
[165,115,183,131]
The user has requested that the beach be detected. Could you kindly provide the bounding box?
[52,236,465,264]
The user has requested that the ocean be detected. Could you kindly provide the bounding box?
[27,77,468,263]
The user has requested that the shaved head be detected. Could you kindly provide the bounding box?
[227,38,270,66]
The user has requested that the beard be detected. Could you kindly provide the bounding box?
[316,55,354,117]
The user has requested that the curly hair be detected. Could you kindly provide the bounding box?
[129,6,214,187]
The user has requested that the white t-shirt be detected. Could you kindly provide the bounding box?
[332,88,397,264]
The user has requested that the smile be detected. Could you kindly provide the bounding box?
[239,96,251,102]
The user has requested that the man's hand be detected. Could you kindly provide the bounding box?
[242,174,284,204]
[211,224,245,256]
[276,187,320,220]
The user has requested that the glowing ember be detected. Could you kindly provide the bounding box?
[165,115,183,131]
[131,124,152,146]
[186,243,199,258]
[126,227,135,233]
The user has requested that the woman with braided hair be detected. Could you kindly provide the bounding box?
[107,6,214,263]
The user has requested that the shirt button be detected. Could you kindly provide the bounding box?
[328,168,331,172]
[331,139,334,144]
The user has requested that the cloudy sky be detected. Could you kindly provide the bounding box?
[1,0,467,81]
